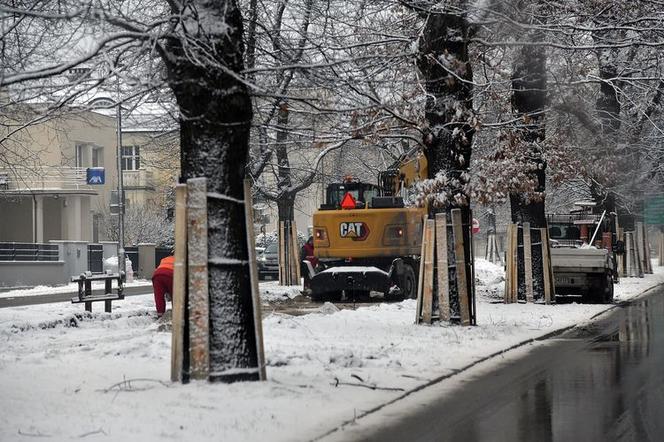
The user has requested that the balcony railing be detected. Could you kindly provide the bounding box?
[122,169,155,190]
[0,166,92,192]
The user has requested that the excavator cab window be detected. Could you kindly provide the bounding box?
[321,182,380,209]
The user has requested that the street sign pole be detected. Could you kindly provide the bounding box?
[116,90,126,280]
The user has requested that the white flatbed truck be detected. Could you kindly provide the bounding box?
[550,247,616,303]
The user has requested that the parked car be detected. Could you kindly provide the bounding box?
[257,242,279,280]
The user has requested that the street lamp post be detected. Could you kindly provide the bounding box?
[116,93,126,280]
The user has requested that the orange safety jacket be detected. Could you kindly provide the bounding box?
[153,255,175,278]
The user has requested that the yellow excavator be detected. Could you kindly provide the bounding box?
[308,148,428,301]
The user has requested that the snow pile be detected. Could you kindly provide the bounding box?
[104,256,135,282]
[0,264,662,441]
[474,258,505,300]
[259,281,303,302]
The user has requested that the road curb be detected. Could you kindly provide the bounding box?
[315,280,664,441]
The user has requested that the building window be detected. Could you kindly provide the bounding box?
[92,146,103,167]
[122,146,140,170]
[75,144,84,168]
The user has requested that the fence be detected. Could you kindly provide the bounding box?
[0,242,59,261]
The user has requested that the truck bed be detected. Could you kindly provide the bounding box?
[550,247,611,274]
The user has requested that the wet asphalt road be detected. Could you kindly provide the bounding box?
[332,286,664,442]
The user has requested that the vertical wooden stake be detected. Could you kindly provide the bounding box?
[469,211,477,325]
[243,180,266,381]
[452,209,470,325]
[504,224,512,303]
[617,227,625,276]
[625,232,633,277]
[523,222,534,303]
[511,224,519,303]
[435,213,450,321]
[540,228,552,304]
[171,184,188,382]
[415,217,427,324]
[290,221,301,283]
[634,228,644,277]
[421,219,435,324]
[186,178,209,380]
[278,221,286,285]
[643,225,652,274]
[636,222,645,275]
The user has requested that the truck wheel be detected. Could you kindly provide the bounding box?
[601,272,614,304]
[401,265,417,299]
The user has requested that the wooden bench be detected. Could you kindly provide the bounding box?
[71,273,125,313]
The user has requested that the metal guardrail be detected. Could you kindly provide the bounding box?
[0,166,91,191]
[0,242,59,261]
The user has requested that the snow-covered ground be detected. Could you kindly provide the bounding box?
[1,260,662,441]
[258,280,303,303]
[0,280,153,298]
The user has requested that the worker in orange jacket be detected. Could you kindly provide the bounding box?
[152,255,174,317]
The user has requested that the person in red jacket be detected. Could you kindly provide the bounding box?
[152,255,174,317]
[300,236,318,290]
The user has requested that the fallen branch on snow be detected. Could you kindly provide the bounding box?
[17,429,51,438]
[332,377,405,392]
[77,428,106,438]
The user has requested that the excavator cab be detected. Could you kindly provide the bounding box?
[321,181,381,210]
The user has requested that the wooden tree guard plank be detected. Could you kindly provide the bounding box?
[659,232,664,266]
[523,223,534,303]
[469,211,477,325]
[504,224,512,303]
[451,209,470,325]
[630,232,640,277]
[625,232,634,277]
[186,178,210,380]
[635,227,644,277]
[547,227,556,301]
[643,225,652,274]
[171,184,188,382]
[243,180,266,381]
[421,219,435,324]
[511,224,519,303]
[617,227,625,276]
[415,217,427,324]
[278,221,286,285]
[540,228,552,304]
[286,221,293,284]
[290,221,301,283]
[505,223,518,303]
[636,223,645,275]
[435,213,450,321]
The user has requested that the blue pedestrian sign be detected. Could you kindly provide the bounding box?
[86,167,105,185]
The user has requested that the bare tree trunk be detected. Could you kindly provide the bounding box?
[417,10,475,321]
[162,0,259,383]
[509,35,547,301]
[590,27,622,215]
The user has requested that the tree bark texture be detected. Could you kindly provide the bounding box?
[163,0,259,382]
[590,27,622,214]
[509,37,547,301]
[417,11,474,322]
